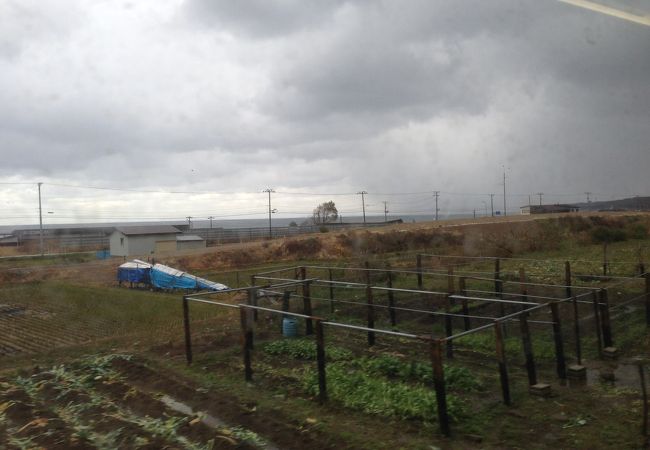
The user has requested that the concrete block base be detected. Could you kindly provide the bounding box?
[602,347,618,360]
[529,383,552,397]
[567,364,587,380]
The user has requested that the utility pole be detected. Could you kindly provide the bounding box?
[490,194,495,217]
[38,182,43,256]
[357,191,367,224]
[502,167,507,216]
[382,201,389,222]
[536,192,544,206]
[263,188,275,238]
[208,216,214,229]
[473,209,476,219]
[528,194,532,206]
[585,192,592,203]
[186,216,192,229]
[433,191,440,221]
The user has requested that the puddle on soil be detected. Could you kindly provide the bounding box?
[160,395,280,450]
[581,362,643,389]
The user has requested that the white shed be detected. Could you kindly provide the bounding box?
[109,226,181,257]
[176,235,206,251]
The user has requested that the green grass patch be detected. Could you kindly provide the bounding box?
[263,338,353,361]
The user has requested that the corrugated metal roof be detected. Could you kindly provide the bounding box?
[115,225,181,236]
[177,235,205,241]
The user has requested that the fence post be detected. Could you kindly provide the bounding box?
[328,268,335,314]
[315,320,327,404]
[240,307,253,382]
[386,265,396,326]
[639,362,648,438]
[603,243,609,276]
[416,254,423,290]
[364,261,371,285]
[444,294,453,358]
[249,277,258,322]
[591,290,604,356]
[182,296,193,365]
[494,321,511,405]
[519,312,537,386]
[430,338,451,437]
[600,289,613,347]
[235,271,240,288]
[565,261,572,299]
[459,277,470,331]
[519,268,529,311]
[550,302,567,380]
[303,280,313,335]
[572,296,582,365]
[447,266,454,298]
[495,258,505,318]
[366,285,376,346]
[645,273,650,327]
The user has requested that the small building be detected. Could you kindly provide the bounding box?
[520,204,580,215]
[176,234,206,251]
[0,234,18,247]
[109,226,181,257]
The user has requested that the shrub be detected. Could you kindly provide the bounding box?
[591,226,627,243]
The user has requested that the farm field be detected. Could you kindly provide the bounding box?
[1,213,650,449]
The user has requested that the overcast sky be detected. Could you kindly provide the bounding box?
[0,0,649,225]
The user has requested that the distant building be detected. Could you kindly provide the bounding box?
[109,226,181,256]
[520,204,580,215]
[176,235,206,251]
[0,234,18,247]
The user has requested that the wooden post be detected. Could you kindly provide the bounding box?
[366,285,375,346]
[600,289,613,347]
[495,258,505,317]
[459,277,470,331]
[447,266,454,298]
[591,290,604,356]
[603,243,609,276]
[639,362,648,437]
[519,312,537,386]
[550,302,567,380]
[364,261,371,286]
[303,280,313,335]
[235,271,240,288]
[182,296,193,365]
[519,268,529,311]
[572,296,582,365]
[315,320,327,403]
[328,268,335,314]
[444,294,453,359]
[250,276,258,321]
[386,266,396,326]
[645,273,650,327]
[240,308,253,381]
[416,254,423,290]
[430,339,451,437]
[494,321,511,405]
[565,261,572,299]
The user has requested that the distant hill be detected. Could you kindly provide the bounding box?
[575,196,650,212]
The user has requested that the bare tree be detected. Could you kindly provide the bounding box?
[312,201,338,224]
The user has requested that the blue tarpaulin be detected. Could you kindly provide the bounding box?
[117,260,152,284]
[150,264,228,291]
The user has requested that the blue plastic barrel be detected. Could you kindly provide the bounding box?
[282,317,298,338]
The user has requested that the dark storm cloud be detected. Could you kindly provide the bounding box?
[0,0,648,215]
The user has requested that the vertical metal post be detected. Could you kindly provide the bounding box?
[550,302,567,380]
[386,266,396,326]
[591,290,603,356]
[603,243,609,276]
[315,320,327,403]
[600,289,613,347]
[494,321,511,405]
[645,273,650,327]
[328,268,335,314]
[565,261,572,299]
[519,312,537,385]
[444,294,453,358]
[447,266,454,296]
[572,296,582,365]
[416,254,423,290]
[303,280,313,335]
[459,277,470,331]
[639,362,648,437]
[248,287,258,322]
[182,296,192,365]
[366,285,375,346]
[430,339,450,437]
[495,258,505,317]
[240,308,253,381]
[519,268,529,311]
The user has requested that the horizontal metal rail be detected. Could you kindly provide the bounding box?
[450,295,541,306]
